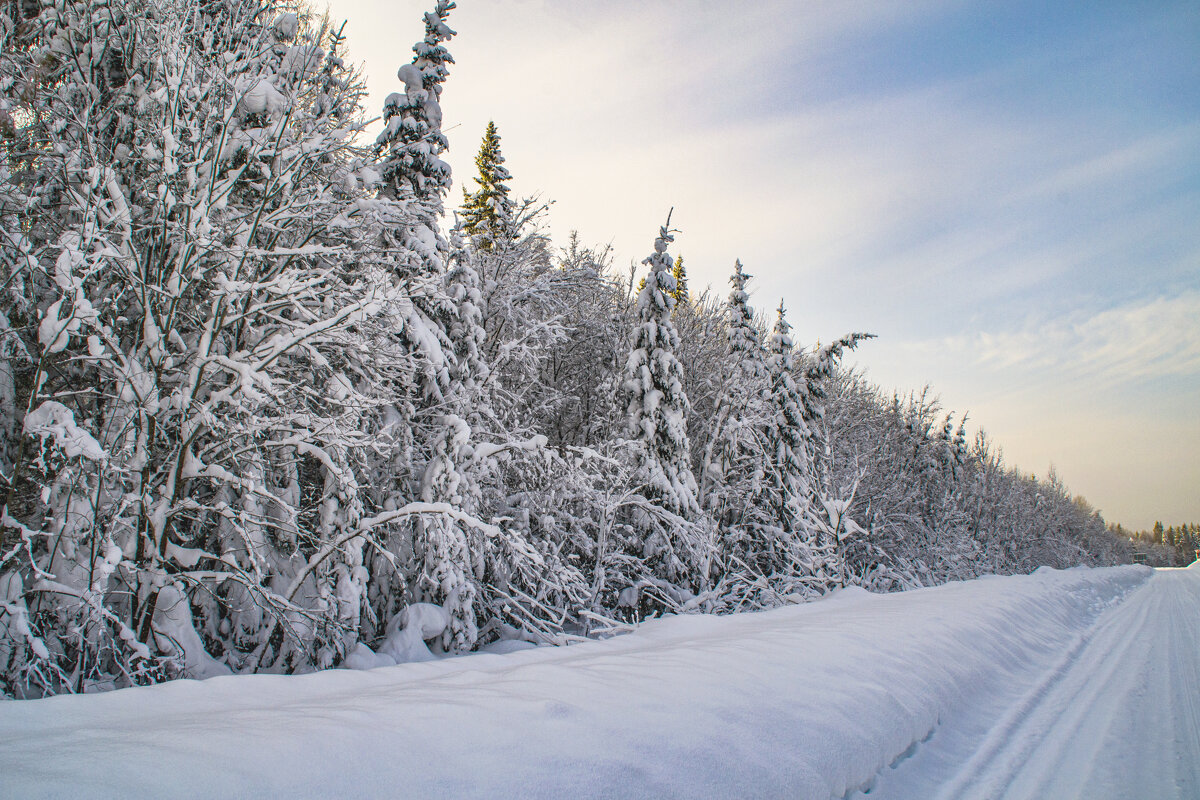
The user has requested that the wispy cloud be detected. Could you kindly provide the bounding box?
[926,292,1200,386]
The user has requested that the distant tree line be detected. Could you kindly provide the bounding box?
[1112,522,1200,567]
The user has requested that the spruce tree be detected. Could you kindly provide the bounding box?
[763,301,815,534]
[624,219,699,518]
[376,0,456,208]
[672,256,689,304]
[702,261,768,533]
[461,120,514,250]
[760,300,847,589]
[372,1,496,653]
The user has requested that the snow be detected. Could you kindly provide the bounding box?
[237,80,288,117]
[36,298,74,354]
[151,586,232,680]
[345,602,453,667]
[397,63,425,97]
[272,12,299,41]
[22,401,106,461]
[4,564,1196,799]
[278,45,324,80]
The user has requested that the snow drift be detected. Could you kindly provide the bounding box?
[2,564,1183,799]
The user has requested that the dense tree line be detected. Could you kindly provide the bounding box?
[0,0,1133,697]
[1116,522,1199,567]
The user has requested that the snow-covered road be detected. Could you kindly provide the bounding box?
[868,565,1200,799]
[2,564,1196,799]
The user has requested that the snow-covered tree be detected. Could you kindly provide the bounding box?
[0,0,1136,698]
[537,234,628,447]
[376,0,455,209]
[762,301,813,535]
[623,219,699,518]
[701,261,770,565]
[615,218,715,602]
[364,0,497,654]
[635,255,689,307]
[0,0,412,691]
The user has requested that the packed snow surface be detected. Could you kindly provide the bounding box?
[2,565,1197,799]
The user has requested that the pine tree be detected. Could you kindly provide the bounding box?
[461,120,514,250]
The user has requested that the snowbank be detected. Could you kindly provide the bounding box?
[0,566,1155,799]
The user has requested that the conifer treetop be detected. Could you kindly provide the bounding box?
[672,256,689,303]
[727,259,766,382]
[770,299,793,352]
[377,0,457,203]
[636,253,688,306]
[462,120,515,249]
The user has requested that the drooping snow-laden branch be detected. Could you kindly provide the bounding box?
[285,502,502,603]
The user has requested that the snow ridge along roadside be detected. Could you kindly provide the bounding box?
[0,566,1154,799]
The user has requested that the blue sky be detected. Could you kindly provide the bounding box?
[326,0,1199,530]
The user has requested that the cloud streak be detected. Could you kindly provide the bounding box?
[907,292,1200,386]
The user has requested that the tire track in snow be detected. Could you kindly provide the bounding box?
[853,567,1150,800]
[1161,572,1200,795]
[934,566,1200,800]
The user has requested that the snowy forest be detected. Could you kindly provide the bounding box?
[1119,522,1200,567]
[0,0,1136,698]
